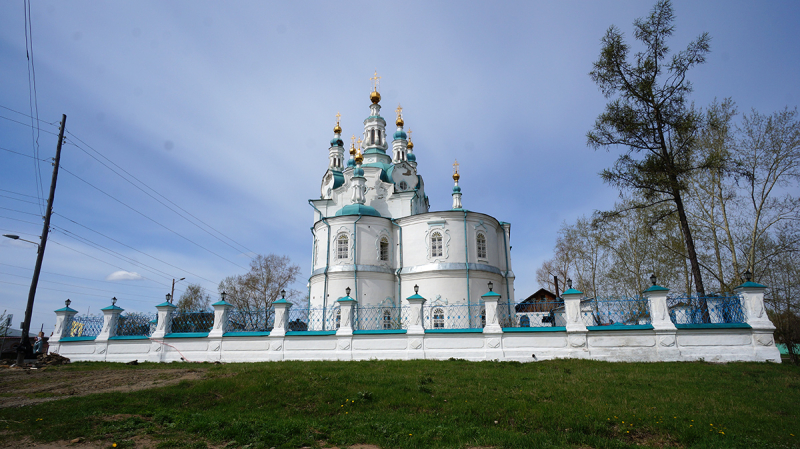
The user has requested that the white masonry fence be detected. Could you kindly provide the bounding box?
[48,281,781,363]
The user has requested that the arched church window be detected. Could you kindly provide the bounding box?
[382,309,392,330]
[398,181,408,191]
[380,237,389,261]
[520,315,530,328]
[431,232,443,257]
[476,233,487,259]
[433,308,445,329]
[337,234,348,259]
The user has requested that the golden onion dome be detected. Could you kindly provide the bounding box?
[396,116,404,127]
[453,172,460,182]
[355,152,363,165]
[370,90,381,104]
[334,123,342,134]
[349,145,356,156]
[406,139,414,149]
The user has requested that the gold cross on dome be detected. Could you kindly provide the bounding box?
[453,159,459,175]
[395,104,403,119]
[357,137,362,148]
[350,135,356,155]
[370,70,381,91]
[335,111,341,125]
[407,128,413,141]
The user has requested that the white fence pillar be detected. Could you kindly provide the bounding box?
[563,288,589,357]
[643,283,679,360]
[271,297,291,338]
[735,280,781,362]
[151,301,176,340]
[405,285,426,359]
[208,299,233,338]
[481,283,504,360]
[97,298,124,342]
[50,300,78,344]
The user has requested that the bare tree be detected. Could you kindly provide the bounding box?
[219,254,301,328]
[176,284,211,312]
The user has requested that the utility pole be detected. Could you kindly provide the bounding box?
[171,277,185,303]
[16,114,66,366]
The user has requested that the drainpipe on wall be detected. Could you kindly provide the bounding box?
[309,200,331,330]
[500,221,512,319]
[463,210,471,324]
[353,214,363,304]
[391,218,403,308]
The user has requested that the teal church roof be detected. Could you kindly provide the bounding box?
[331,171,345,189]
[393,130,407,140]
[335,204,382,217]
[407,153,416,162]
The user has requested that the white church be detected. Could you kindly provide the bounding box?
[307,76,515,328]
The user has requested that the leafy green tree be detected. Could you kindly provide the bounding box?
[587,0,714,298]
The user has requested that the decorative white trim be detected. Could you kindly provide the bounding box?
[425,222,450,262]
[333,227,355,265]
[375,230,391,266]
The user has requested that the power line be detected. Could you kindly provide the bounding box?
[0,279,165,305]
[51,227,179,282]
[0,262,171,289]
[55,213,218,284]
[59,165,249,270]
[0,145,51,161]
[0,104,60,127]
[0,215,42,226]
[0,206,41,217]
[47,238,171,288]
[64,134,257,258]
[0,193,42,206]
[0,188,40,199]
[0,270,181,300]
[0,115,60,138]
[23,0,45,215]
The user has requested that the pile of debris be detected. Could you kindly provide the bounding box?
[36,353,70,366]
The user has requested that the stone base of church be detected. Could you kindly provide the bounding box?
[50,326,781,364]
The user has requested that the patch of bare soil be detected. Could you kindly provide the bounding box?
[0,366,207,408]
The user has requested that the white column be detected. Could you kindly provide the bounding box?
[643,284,680,361]
[49,300,78,344]
[643,286,675,331]
[208,299,234,338]
[481,288,503,334]
[563,288,589,358]
[97,301,124,342]
[735,281,781,362]
[336,292,356,360]
[481,284,504,360]
[150,302,176,340]
[336,294,356,337]
[271,298,292,338]
[405,286,426,359]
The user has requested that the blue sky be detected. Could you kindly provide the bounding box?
[1,1,799,334]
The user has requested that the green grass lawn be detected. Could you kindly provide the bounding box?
[1,359,798,448]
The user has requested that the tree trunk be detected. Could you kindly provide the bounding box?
[673,185,709,321]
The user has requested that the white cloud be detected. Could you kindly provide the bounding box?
[106,271,144,281]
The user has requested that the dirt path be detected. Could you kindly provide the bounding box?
[0,366,207,409]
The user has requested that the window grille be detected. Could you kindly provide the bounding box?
[380,237,389,261]
[477,233,487,259]
[431,231,443,257]
[335,309,341,329]
[399,180,408,190]
[382,309,392,329]
[337,234,348,259]
[433,308,445,328]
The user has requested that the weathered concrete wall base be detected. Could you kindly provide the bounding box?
[50,327,782,364]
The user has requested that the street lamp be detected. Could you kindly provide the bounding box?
[488,281,494,292]
[3,233,42,366]
[171,277,186,303]
[165,293,172,304]
[650,274,658,286]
